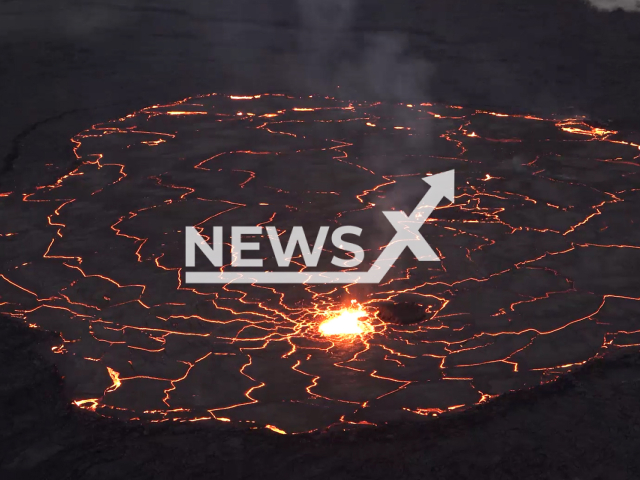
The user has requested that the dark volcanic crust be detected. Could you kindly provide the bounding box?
[377,302,429,325]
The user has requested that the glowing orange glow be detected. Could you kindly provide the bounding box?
[230,95,261,100]
[105,367,122,393]
[319,303,374,337]
[73,399,99,411]
[141,139,166,146]
[165,111,208,116]
[265,424,287,434]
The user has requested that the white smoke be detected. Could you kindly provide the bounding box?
[585,0,640,11]
[294,0,433,101]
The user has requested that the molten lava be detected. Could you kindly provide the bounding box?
[319,304,374,337]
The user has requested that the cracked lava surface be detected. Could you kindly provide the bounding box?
[1,93,640,434]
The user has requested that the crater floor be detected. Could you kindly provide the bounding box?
[1,93,639,433]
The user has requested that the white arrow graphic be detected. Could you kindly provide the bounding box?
[185,169,455,284]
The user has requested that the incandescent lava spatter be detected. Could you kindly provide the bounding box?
[1,93,640,433]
